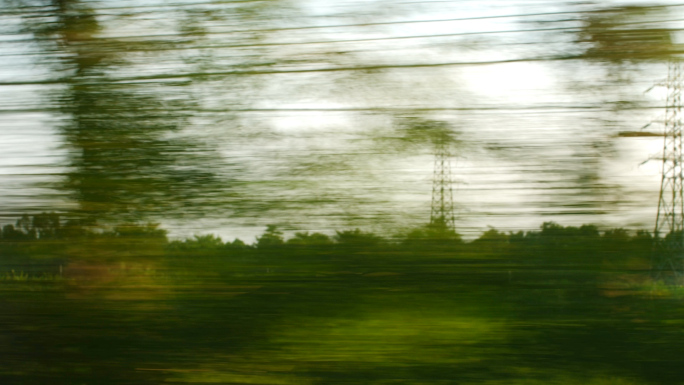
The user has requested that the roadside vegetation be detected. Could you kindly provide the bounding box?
[1,213,681,384]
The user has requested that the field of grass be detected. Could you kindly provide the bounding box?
[1,235,683,385]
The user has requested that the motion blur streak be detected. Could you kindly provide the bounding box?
[1,0,684,384]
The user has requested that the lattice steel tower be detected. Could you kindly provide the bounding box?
[654,60,684,282]
[430,133,455,230]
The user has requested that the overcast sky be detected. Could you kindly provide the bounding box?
[0,0,682,241]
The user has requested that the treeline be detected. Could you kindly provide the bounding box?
[168,226,386,251]
[0,213,167,241]
[170,221,654,265]
[0,213,655,269]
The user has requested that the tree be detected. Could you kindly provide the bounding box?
[576,5,681,63]
[31,212,61,239]
[334,229,382,249]
[286,232,334,247]
[402,224,462,250]
[256,225,284,248]
[7,0,227,223]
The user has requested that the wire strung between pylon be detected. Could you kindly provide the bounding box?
[653,59,684,285]
[430,135,455,230]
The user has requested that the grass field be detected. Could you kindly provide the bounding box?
[1,235,682,385]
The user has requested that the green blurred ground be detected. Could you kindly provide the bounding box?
[1,224,682,385]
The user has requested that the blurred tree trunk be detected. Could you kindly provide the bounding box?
[9,0,224,222]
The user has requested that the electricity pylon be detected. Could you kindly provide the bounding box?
[653,60,684,284]
[429,133,455,230]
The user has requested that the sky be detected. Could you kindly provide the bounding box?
[0,0,683,242]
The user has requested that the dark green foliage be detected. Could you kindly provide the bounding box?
[0,213,167,242]
[2,215,682,385]
[256,225,284,249]
[2,213,65,241]
[577,5,681,62]
[2,224,28,241]
[227,238,249,249]
[470,228,509,256]
[497,222,603,266]
[167,234,251,252]
[631,229,654,261]
[286,232,334,247]
[169,234,224,251]
[112,223,167,240]
[404,224,463,241]
[0,215,658,268]
[401,224,463,252]
[30,212,62,239]
[334,228,384,250]
[600,228,632,263]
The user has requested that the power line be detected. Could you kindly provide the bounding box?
[0,55,607,86]
[3,16,683,47]
[0,103,676,115]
